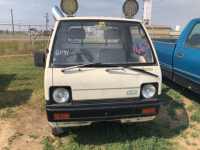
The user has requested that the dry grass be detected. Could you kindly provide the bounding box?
[0,40,47,55]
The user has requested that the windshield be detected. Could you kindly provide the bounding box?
[51,20,154,66]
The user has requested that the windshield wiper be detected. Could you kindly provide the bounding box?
[61,63,101,72]
[106,66,158,77]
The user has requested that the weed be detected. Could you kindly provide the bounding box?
[3,147,9,150]
[185,140,190,145]
[186,105,195,111]
[15,132,23,136]
[168,89,176,95]
[29,135,37,139]
[55,137,64,149]
[191,132,199,138]
[189,124,196,129]
[7,132,23,145]
[192,143,197,146]
[180,131,190,139]
[0,107,14,118]
[190,114,200,123]
[40,136,55,150]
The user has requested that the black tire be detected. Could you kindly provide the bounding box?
[51,127,70,136]
[51,127,66,136]
[51,127,60,136]
[133,122,149,127]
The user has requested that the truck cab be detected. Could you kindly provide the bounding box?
[34,0,162,135]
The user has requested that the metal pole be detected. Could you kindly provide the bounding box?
[10,9,14,36]
[150,27,154,39]
[44,13,49,36]
[29,24,32,54]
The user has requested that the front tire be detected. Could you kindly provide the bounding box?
[51,127,66,136]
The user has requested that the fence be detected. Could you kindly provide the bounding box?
[0,24,55,54]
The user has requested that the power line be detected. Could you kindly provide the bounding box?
[0,24,51,27]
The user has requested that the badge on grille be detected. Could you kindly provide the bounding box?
[127,90,137,95]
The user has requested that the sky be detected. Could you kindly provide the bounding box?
[0,0,200,31]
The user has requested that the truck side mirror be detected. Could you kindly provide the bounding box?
[34,52,46,68]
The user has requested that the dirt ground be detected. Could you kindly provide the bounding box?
[0,110,50,150]
[155,98,200,150]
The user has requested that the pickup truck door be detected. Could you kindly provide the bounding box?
[173,21,200,93]
[153,41,176,80]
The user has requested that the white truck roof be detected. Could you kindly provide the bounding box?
[57,17,142,23]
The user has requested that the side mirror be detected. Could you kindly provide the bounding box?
[34,52,46,68]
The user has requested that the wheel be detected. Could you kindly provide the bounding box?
[51,127,69,136]
[133,122,149,127]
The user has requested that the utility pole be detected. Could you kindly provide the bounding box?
[44,13,49,36]
[29,23,32,54]
[18,23,21,32]
[10,9,14,36]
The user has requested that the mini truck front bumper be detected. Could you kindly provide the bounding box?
[46,99,161,127]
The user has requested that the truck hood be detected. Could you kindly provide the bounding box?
[52,67,158,100]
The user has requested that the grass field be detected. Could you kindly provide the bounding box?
[0,40,47,55]
[0,55,200,150]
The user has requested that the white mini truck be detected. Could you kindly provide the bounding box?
[34,0,162,135]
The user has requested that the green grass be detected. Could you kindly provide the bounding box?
[40,136,55,150]
[0,40,47,55]
[161,81,186,120]
[191,132,199,138]
[15,132,23,136]
[0,55,45,113]
[1,56,200,150]
[40,121,180,150]
[0,107,14,118]
[186,105,195,111]
[180,131,190,139]
[164,121,171,129]
[192,143,197,146]
[189,124,196,129]
[185,140,190,145]
[29,135,37,139]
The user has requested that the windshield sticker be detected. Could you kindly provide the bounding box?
[55,50,70,56]
[132,40,150,57]
[99,22,105,27]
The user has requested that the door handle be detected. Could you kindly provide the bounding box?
[177,52,184,58]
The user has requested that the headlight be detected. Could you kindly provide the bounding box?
[52,88,70,103]
[142,84,156,99]
[60,0,78,16]
[123,0,139,18]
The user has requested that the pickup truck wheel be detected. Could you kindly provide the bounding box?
[51,127,67,136]
[133,122,148,127]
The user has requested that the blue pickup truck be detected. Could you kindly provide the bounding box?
[153,18,200,94]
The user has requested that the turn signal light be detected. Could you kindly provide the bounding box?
[54,113,70,119]
[142,108,156,114]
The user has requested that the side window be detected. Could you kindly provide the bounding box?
[130,26,153,63]
[185,22,200,48]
